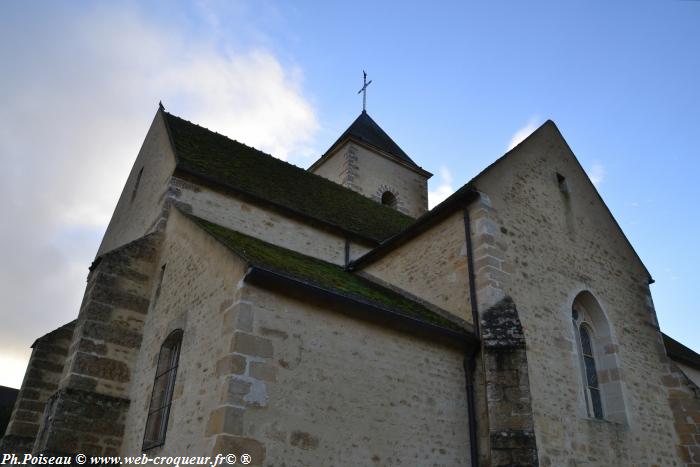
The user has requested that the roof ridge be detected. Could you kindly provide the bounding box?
[164,110,276,160]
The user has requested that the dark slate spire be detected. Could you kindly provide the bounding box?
[324,111,419,168]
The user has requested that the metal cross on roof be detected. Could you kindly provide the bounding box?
[357,70,372,112]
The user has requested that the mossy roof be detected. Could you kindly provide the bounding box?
[163,111,415,243]
[192,216,466,334]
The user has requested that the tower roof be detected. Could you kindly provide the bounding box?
[311,111,428,174]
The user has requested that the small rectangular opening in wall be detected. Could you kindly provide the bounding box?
[131,167,144,203]
[557,172,570,194]
[153,264,166,305]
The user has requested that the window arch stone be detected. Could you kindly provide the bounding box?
[374,184,400,211]
[571,291,628,424]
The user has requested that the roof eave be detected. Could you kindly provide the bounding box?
[663,332,700,370]
[243,265,478,349]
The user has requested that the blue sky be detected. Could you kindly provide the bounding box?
[0,0,698,387]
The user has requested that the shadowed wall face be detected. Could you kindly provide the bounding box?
[0,386,18,437]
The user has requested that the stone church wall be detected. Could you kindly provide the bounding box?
[665,361,700,465]
[209,284,471,466]
[120,210,248,455]
[97,111,177,257]
[308,143,351,188]
[169,177,351,265]
[472,121,682,465]
[119,211,472,464]
[362,210,473,324]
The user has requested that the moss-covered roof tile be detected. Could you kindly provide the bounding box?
[192,217,465,334]
[163,111,415,243]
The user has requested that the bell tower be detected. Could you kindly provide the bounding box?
[308,111,432,218]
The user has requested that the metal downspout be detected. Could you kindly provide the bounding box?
[463,206,481,467]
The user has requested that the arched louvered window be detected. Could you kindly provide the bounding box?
[579,324,603,419]
[143,329,183,450]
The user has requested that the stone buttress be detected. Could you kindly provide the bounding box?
[31,233,161,456]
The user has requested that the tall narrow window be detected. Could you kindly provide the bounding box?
[579,324,603,418]
[579,324,603,419]
[143,329,183,450]
[571,292,627,423]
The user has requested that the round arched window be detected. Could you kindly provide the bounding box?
[381,191,397,209]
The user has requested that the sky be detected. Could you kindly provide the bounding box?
[0,0,698,388]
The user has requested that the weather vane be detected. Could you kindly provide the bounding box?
[358,70,372,112]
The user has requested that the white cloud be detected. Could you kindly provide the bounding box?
[508,116,540,150]
[588,162,606,187]
[0,352,32,389]
[0,3,318,387]
[168,50,318,161]
[428,166,455,209]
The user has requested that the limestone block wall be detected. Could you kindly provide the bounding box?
[312,141,429,218]
[471,121,682,465]
[97,110,177,256]
[208,283,471,466]
[665,361,700,464]
[121,211,472,464]
[362,210,472,324]
[308,144,351,189]
[169,177,350,265]
[0,322,75,453]
[120,210,247,455]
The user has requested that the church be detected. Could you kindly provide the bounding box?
[2,102,699,466]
